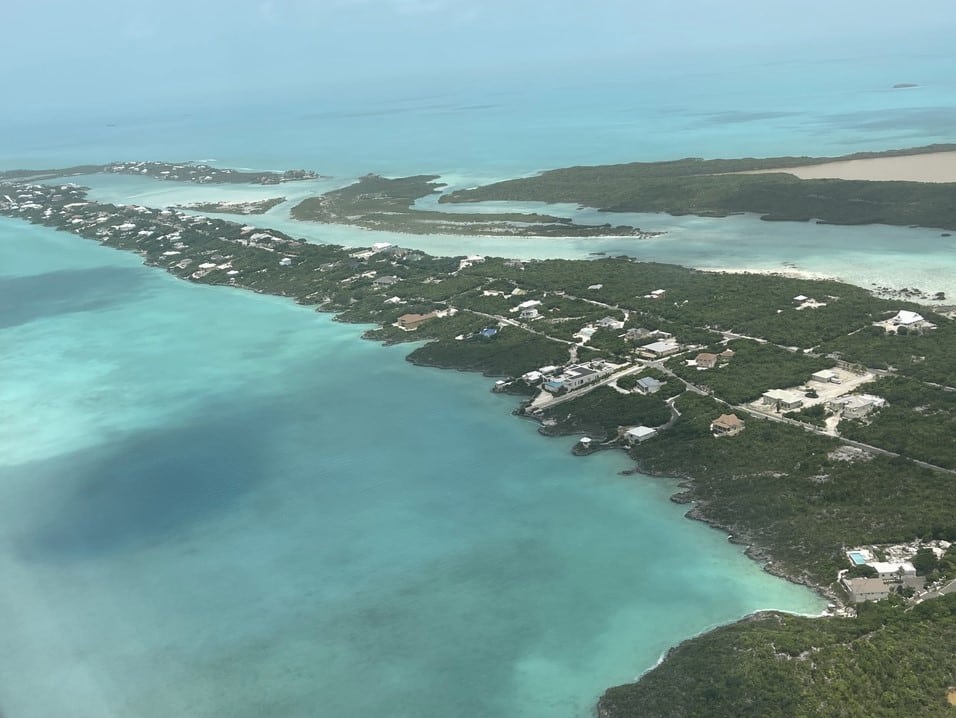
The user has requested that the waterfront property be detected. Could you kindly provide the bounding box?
[543,363,604,393]
[842,577,891,603]
[625,426,657,444]
[396,312,437,331]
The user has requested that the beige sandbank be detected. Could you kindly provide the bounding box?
[743,150,956,183]
[699,266,836,282]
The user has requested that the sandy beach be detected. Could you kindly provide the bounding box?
[744,150,956,183]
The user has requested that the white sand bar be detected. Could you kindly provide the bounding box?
[743,151,956,183]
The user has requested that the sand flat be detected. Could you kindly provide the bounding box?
[744,151,956,183]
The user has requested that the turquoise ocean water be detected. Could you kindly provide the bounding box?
[1,48,954,716]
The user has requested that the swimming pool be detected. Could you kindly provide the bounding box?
[848,551,868,565]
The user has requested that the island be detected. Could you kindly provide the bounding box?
[290,173,661,237]
[3,153,956,716]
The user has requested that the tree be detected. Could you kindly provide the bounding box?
[912,546,939,575]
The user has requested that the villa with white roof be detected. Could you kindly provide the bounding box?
[877,309,936,334]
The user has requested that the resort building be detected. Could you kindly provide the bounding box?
[842,577,891,603]
[710,414,745,437]
[869,561,917,580]
[543,363,605,393]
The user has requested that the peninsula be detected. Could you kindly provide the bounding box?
[290,173,660,237]
[3,154,956,716]
[175,197,286,215]
[441,144,956,231]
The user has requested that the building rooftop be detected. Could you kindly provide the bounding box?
[763,389,803,402]
[711,414,744,430]
[892,310,924,325]
[642,340,679,354]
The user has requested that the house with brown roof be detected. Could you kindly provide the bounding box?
[710,414,745,437]
[695,352,718,369]
[396,312,437,331]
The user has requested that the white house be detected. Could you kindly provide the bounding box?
[596,316,625,330]
[880,309,936,333]
[869,561,917,580]
[560,364,601,390]
[625,426,657,444]
[810,369,841,384]
[638,340,681,359]
[829,394,887,419]
[761,389,804,411]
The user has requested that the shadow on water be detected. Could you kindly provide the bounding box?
[17,403,276,562]
[0,266,152,329]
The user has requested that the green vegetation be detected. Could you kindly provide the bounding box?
[839,376,956,469]
[786,403,828,427]
[629,393,956,585]
[670,340,830,404]
[6,162,956,718]
[599,594,956,718]
[822,321,956,386]
[289,173,656,237]
[444,145,956,230]
[538,384,679,440]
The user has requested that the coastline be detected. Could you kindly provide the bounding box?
[5,161,954,716]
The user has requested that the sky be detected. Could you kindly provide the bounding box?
[1,1,954,120]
